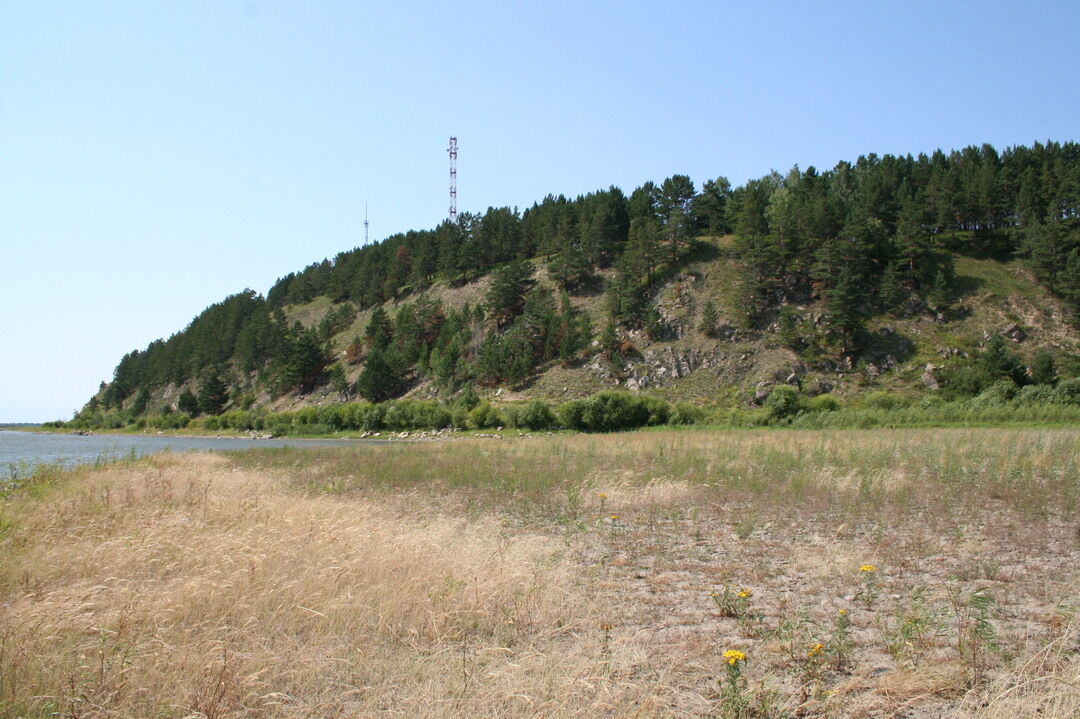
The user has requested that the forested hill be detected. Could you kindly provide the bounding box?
[74,140,1080,427]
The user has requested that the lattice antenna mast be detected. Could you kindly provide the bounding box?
[448,136,458,223]
[364,203,369,245]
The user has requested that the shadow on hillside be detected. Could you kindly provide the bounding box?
[952,273,986,298]
[566,274,607,298]
[940,229,1016,261]
[684,239,723,264]
[859,326,918,369]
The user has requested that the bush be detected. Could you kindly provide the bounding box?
[641,395,671,426]
[669,402,705,425]
[380,400,410,430]
[505,400,556,430]
[364,403,387,430]
[558,399,588,430]
[220,410,257,431]
[294,407,318,426]
[1013,384,1055,405]
[969,380,1020,407]
[150,412,191,430]
[939,365,994,398]
[557,392,671,432]
[704,406,766,427]
[317,404,348,430]
[1051,377,1080,405]
[101,411,126,429]
[862,391,909,410]
[468,402,503,429]
[414,401,452,429]
[449,406,470,430]
[382,400,452,431]
[764,385,804,423]
[805,394,841,413]
[582,392,649,432]
[263,413,293,436]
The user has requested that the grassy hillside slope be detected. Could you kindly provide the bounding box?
[258,241,1078,415]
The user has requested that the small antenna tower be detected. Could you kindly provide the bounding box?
[364,203,369,245]
[447,136,458,222]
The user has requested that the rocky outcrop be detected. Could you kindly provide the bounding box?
[922,363,941,391]
[623,347,706,390]
[1003,323,1027,342]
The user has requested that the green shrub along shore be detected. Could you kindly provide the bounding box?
[46,378,1080,437]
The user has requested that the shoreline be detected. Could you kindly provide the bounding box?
[3,425,517,443]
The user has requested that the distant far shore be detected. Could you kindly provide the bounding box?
[3,424,504,443]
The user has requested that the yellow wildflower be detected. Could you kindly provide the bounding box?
[808,643,825,658]
[598,492,607,500]
[723,649,747,665]
[737,588,752,598]
[860,564,878,573]
[610,514,619,521]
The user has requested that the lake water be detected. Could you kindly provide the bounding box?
[0,430,374,479]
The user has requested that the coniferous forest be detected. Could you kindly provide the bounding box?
[73,140,1080,430]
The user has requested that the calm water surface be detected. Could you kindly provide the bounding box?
[0,430,374,479]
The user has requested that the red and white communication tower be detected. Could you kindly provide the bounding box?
[447,136,458,223]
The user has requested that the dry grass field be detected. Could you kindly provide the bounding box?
[1,428,1077,718]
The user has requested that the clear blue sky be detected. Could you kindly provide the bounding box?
[2,1,1077,422]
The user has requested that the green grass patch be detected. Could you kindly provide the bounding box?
[953,256,1042,300]
[225,426,1080,527]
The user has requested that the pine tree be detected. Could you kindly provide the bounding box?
[365,307,392,351]
[659,174,696,265]
[777,305,801,350]
[1058,249,1080,312]
[605,270,647,328]
[1030,349,1057,386]
[644,305,664,341]
[1023,222,1057,289]
[131,388,150,416]
[699,300,719,337]
[599,320,618,360]
[825,266,865,353]
[879,262,908,312]
[521,285,557,361]
[355,348,403,402]
[328,362,350,399]
[548,245,594,293]
[980,333,1027,385]
[197,371,229,415]
[285,327,329,393]
[178,388,200,416]
[486,259,535,326]
[693,177,732,235]
[345,335,364,364]
[928,269,952,310]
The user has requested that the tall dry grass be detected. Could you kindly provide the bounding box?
[957,615,1079,719]
[2,428,1078,718]
[0,454,634,718]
